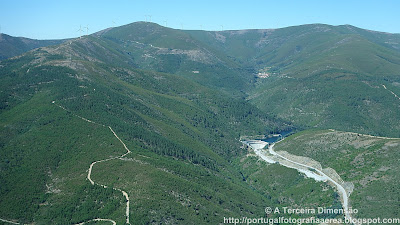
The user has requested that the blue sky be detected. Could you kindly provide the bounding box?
[1,0,399,39]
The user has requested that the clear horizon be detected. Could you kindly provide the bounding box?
[1,0,399,40]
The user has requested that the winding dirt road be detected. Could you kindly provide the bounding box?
[75,218,117,225]
[269,142,352,222]
[0,218,20,224]
[53,101,131,225]
[382,84,400,101]
[244,139,354,222]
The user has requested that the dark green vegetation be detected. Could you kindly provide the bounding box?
[92,22,400,136]
[0,30,287,223]
[1,22,400,224]
[275,130,400,219]
[0,33,65,61]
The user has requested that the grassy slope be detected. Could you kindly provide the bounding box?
[275,129,400,218]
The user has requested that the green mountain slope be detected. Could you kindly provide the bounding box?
[0,32,291,224]
[186,24,400,136]
[92,22,254,95]
[0,33,65,61]
[246,26,400,136]
[2,21,400,224]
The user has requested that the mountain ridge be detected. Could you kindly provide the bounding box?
[0,33,67,61]
[0,25,294,223]
[3,22,400,137]
[1,21,400,223]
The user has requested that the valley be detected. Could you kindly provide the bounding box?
[1,21,400,224]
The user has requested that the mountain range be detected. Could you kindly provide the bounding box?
[1,22,399,224]
[0,33,66,61]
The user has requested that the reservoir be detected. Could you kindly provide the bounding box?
[261,129,293,143]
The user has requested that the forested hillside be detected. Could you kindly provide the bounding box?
[1,21,400,224]
[186,24,400,137]
[0,29,290,224]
